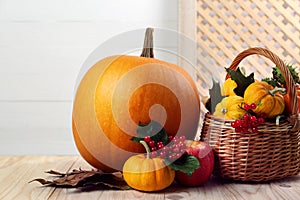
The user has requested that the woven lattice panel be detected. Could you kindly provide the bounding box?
[193,0,300,139]
[196,0,300,97]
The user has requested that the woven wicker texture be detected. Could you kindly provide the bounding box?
[200,48,300,182]
[201,114,300,182]
[195,0,300,98]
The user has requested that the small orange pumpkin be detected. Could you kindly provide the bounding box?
[244,81,286,118]
[72,28,200,172]
[122,141,175,192]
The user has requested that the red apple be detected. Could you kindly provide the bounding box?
[175,140,214,186]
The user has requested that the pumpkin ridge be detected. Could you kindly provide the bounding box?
[153,158,164,190]
[122,140,175,192]
[72,119,114,172]
[94,57,198,148]
[244,81,285,118]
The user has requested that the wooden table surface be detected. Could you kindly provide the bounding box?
[1,156,300,200]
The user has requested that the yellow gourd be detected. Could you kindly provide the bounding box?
[214,96,246,120]
[221,78,237,96]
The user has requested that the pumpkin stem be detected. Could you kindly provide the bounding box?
[140,28,154,58]
[269,87,286,96]
[140,140,151,159]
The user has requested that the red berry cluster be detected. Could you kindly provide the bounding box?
[144,135,186,161]
[231,103,266,133]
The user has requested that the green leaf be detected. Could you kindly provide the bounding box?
[130,136,143,143]
[274,65,300,86]
[205,80,223,113]
[287,65,300,84]
[274,67,286,85]
[226,67,255,97]
[131,122,200,176]
[261,77,279,87]
[167,154,200,176]
[262,65,300,87]
[131,120,169,145]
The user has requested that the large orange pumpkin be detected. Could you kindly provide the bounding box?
[72,28,200,172]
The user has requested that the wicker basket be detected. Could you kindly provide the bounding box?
[200,47,300,182]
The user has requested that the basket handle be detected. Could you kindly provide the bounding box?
[225,47,299,130]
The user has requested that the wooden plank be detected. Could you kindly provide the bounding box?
[165,176,300,200]
[0,46,85,101]
[0,22,178,49]
[48,157,165,200]
[0,46,179,101]
[0,156,78,200]
[1,156,300,199]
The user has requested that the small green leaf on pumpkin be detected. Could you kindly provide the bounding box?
[166,154,200,177]
[257,101,262,107]
[131,120,169,145]
[226,67,255,97]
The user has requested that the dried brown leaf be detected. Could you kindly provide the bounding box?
[29,178,54,185]
[45,170,66,176]
[30,168,130,190]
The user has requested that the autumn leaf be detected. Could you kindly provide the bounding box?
[225,67,254,97]
[205,79,223,113]
[29,168,130,190]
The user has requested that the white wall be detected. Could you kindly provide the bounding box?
[0,0,179,155]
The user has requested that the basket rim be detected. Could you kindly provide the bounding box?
[224,47,299,130]
[203,112,292,127]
